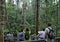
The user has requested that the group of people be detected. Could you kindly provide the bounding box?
[37,23,55,42]
[4,23,55,42]
[4,28,30,42]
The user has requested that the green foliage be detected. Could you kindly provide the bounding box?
[5,0,60,36]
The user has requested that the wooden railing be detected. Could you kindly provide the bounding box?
[55,37,60,42]
[4,37,60,42]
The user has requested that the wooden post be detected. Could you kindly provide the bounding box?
[0,0,5,42]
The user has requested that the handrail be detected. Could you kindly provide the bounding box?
[55,37,60,39]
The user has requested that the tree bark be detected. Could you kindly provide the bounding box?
[36,0,40,35]
[22,1,26,29]
[0,0,5,42]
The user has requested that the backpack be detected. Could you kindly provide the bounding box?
[25,33,29,40]
[48,28,55,39]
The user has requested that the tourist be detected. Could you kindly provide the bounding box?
[18,29,24,41]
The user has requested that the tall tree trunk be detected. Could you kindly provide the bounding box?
[0,0,5,42]
[45,0,48,25]
[36,0,40,35]
[56,0,58,37]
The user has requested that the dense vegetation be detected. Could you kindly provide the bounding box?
[5,0,60,36]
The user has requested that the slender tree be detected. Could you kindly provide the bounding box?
[36,0,40,35]
[22,0,27,29]
[56,0,58,37]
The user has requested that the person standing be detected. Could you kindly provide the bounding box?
[18,29,24,41]
[37,29,47,42]
[13,30,18,42]
[25,28,30,40]
[6,32,12,42]
[45,23,55,42]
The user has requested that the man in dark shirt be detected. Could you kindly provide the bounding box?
[13,31,18,42]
